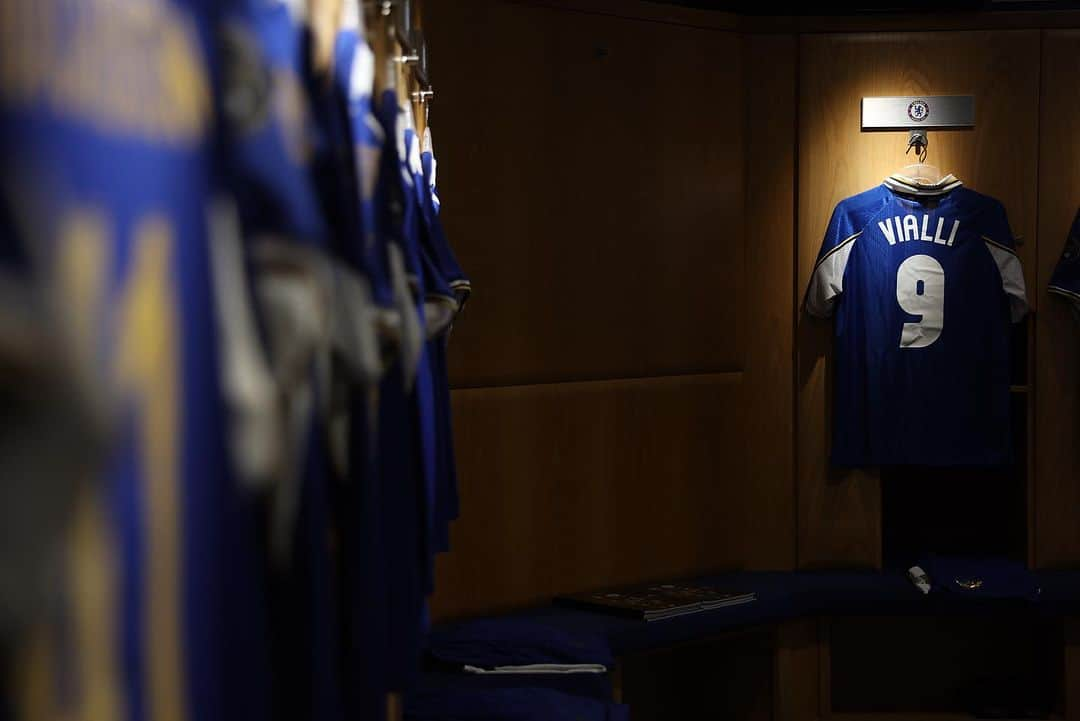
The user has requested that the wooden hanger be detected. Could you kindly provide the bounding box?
[409,2,427,140]
[412,90,426,139]
[309,0,343,79]
[369,1,391,97]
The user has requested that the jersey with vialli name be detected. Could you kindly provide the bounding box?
[806,185,1028,467]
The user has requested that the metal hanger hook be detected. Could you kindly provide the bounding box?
[907,129,928,164]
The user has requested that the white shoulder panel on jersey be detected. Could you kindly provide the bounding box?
[982,236,1029,323]
[806,231,861,318]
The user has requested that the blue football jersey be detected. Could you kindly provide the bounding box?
[421,146,472,302]
[329,14,394,721]
[806,184,1028,467]
[415,139,470,554]
[1048,208,1080,313]
[1,3,275,721]
[226,4,350,721]
[404,126,456,559]
[371,87,429,691]
[394,105,440,606]
[220,0,328,247]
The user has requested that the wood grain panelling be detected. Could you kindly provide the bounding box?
[741,12,1080,34]
[743,34,798,570]
[431,374,750,619]
[426,1,745,387]
[1036,30,1080,568]
[507,0,740,30]
[424,18,798,618]
[621,633,773,721]
[774,620,822,721]
[829,615,1062,714]
[1067,617,1080,721]
[797,31,1040,568]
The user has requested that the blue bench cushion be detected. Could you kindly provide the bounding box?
[416,670,614,705]
[431,569,1080,659]
[918,557,1041,601]
[404,687,629,721]
[427,618,614,669]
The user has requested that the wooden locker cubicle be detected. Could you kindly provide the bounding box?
[794,24,1080,721]
[796,30,1041,568]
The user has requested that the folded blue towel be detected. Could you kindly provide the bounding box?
[428,619,614,671]
[918,557,1040,601]
[404,687,629,721]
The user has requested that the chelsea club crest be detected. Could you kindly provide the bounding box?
[907,99,930,122]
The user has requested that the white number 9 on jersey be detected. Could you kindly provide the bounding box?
[896,254,945,348]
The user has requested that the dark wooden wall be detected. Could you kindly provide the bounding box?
[1036,30,1080,568]
[424,1,1080,620]
[425,0,796,619]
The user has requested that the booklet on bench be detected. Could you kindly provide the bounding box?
[555,583,756,622]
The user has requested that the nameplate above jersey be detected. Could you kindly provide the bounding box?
[861,95,975,130]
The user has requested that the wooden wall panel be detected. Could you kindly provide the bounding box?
[828,615,1062,714]
[425,2,797,620]
[1035,30,1080,568]
[621,632,774,721]
[431,374,748,618]
[797,31,1040,567]
[742,34,798,570]
[774,620,822,721]
[427,1,746,388]
[1066,617,1080,721]
[506,0,740,30]
[741,11,1080,34]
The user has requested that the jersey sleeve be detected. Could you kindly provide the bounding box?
[980,201,1029,323]
[805,203,862,319]
[1048,208,1080,311]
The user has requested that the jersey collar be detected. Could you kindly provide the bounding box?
[884,173,963,197]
